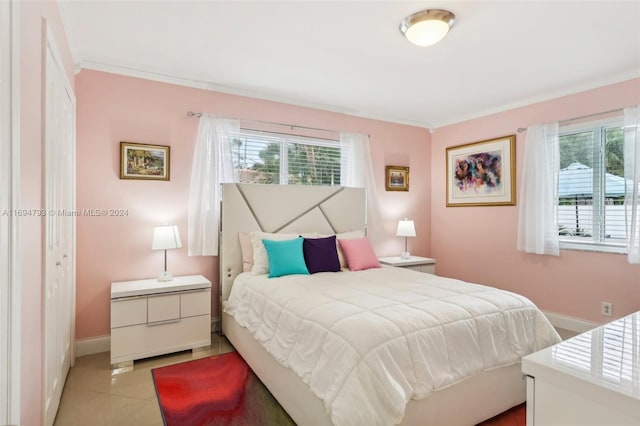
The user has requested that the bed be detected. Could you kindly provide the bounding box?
[219,183,561,425]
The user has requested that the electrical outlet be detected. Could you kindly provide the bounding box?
[601,302,613,317]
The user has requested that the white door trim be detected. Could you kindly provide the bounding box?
[0,0,21,424]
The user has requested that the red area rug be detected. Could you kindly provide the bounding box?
[477,403,525,426]
[153,350,525,426]
[152,351,295,426]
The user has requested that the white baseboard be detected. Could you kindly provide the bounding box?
[75,335,110,357]
[543,311,600,334]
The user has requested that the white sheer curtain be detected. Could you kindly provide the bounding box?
[624,106,640,264]
[517,123,560,255]
[339,132,382,244]
[188,116,239,256]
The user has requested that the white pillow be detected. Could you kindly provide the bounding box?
[335,230,365,269]
[249,231,318,275]
[238,232,254,272]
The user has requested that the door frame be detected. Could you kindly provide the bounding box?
[0,0,21,424]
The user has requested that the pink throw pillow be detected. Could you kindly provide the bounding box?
[335,230,365,269]
[337,237,381,271]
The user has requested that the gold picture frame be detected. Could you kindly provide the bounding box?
[385,165,409,191]
[120,142,170,181]
[446,135,516,206]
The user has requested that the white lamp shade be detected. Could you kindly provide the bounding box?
[152,225,182,250]
[396,219,416,237]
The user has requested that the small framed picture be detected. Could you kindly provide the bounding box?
[120,142,170,181]
[385,166,409,191]
[446,135,516,206]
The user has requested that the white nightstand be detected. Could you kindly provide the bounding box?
[378,256,436,274]
[110,274,211,366]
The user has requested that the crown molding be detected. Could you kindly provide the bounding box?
[75,60,636,132]
[76,60,433,130]
[432,69,640,129]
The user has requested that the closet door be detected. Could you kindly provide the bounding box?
[43,22,76,426]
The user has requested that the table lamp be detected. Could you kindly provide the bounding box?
[396,218,416,260]
[152,225,182,282]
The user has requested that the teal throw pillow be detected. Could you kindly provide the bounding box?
[262,237,310,278]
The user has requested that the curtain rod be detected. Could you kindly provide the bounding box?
[187,110,341,135]
[517,108,623,133]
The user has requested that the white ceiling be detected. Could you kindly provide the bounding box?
[59,1,640,129]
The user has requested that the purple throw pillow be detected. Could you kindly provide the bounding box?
[303,235,341,274]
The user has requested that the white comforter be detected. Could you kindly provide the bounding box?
[224,267,561,426]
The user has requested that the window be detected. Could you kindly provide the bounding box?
[230,129,341,186]
[557,115,625,252]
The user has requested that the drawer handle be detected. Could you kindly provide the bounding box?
[147,319,180,327]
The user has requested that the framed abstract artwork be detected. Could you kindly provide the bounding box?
[120,142,170,181]
[385,166,409,191]
[446,135,516,206]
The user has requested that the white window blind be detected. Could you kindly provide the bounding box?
[557,115,626,251]
[230,129,341,186]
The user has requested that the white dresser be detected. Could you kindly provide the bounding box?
[110,275,211,366]
[522,311,640,426]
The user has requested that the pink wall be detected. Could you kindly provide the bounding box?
[75,69,430,340]
[20,1,75,425]
[431,78,640,324]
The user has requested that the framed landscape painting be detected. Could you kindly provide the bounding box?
[446,135,515,206]
[120,142,170,181]
[385,166,409,191]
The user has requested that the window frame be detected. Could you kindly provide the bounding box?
[557,116,626,254]
[233,128,341,186]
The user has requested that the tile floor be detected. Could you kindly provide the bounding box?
[54,334,234,426]
[54,328,578,425]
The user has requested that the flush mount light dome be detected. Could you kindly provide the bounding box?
[400,9,455,47]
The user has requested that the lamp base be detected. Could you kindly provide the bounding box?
[157,271,173,282]
[400,252,411,260]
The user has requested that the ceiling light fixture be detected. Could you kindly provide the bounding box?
[399,9,455,47]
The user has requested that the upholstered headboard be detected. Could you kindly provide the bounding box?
[220,183,367,301]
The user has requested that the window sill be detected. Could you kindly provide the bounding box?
[559,241,627,254]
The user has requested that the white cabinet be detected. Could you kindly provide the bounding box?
[522,311,640,426]
[378,256,436,274]
[110,275,212,365]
